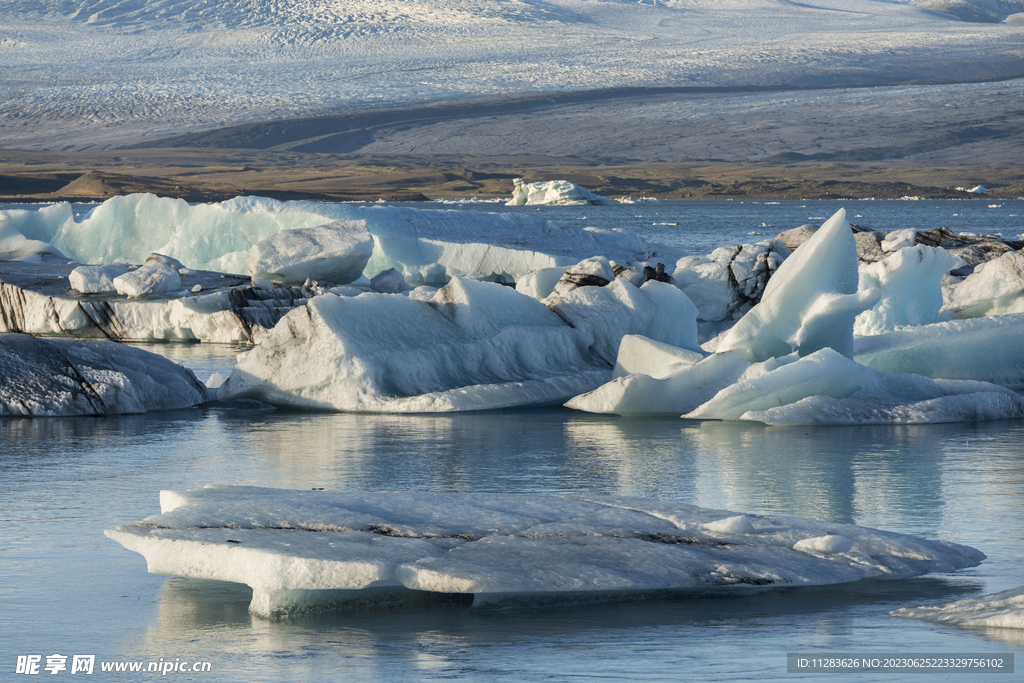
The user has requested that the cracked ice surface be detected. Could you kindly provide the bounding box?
[105,485,985,617]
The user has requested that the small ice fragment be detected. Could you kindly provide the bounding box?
[191,284,202,293]
[793,535,853,554]
[704,515,755,534]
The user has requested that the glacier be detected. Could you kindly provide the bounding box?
[0,333,210,416]
[105,485,986,618]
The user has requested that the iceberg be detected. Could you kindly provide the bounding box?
[567,209,1024,422]
[217,277,611,412]
[891,585,1024,630]
[715,209,879,361]
[245,220,374,285]
[106,485,985,618]
[0,195,674,287]
[0,333,210,416]
[683,348,1024,426]
[546,278,701,365]
[506,179,609,206]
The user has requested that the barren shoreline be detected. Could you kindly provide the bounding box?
[1,151,1020,204]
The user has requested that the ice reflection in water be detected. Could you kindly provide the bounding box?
[3,393,1024,682]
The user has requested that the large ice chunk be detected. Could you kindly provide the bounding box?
[854,313,1024,390]
[218,277,609,412]
[105,485,985,617]
[853,245,964,336]
[942,250,1024,319]
[113,262,182,298]
[507,178,609,206]
[0,333,210,416]
[683,348,1024,425]
[891,585,1024,630]
[546,278,701,365]
[715,209,880,360]
[69,264,129,294]
[0,210,68,263]
[245,220,373,285]
[671,240,790,322]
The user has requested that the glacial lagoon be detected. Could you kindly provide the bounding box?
[2,199,1023,681]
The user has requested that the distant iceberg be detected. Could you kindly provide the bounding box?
[106,485,985,618]
[507,179,609,206]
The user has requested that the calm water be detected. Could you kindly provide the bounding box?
[2,199,1024,681]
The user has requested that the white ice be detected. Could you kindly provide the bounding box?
[854,313,1024,391]
[105,485,985,617]
[217,277,611,412]
[671,240,790,322]
[245,220,374,285]
[942,250,1024,318]
[0,333,210,416]
[0,214,68,263]
[891,585,1024,630]
[0,195,676,286]
[853,245,964,336]
[714,209,879,361]
[113,262,182,299]
[507,179,609,206]
[69,264,128,294]
[566,208,1024,421]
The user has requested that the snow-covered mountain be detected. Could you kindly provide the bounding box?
[1,0,1022,150]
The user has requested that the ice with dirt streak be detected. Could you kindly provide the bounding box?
[216,267,699,412]
[104,485,986,617]
[0,333,210,416]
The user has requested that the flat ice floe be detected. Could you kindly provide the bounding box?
[0,333,210,416]
[105,485,985,617]
[891,585,1024,630]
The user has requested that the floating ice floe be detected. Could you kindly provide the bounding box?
[0,194,669,286]
[105,485,985,618]
[891,585,1024,630]
[217,255,702,411]
[506,178,609,206]
[0,333,210,416]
